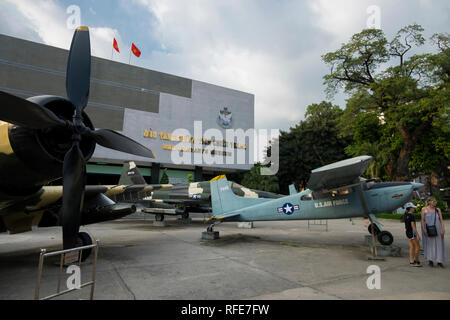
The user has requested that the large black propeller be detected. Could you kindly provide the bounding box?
[0,26,155,250]
[66,26,91,112]
[0,91,67,129]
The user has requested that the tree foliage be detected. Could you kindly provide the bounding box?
[322,24,449,189]
[186,174,194,184]
[276,101,351,194]
[159,169,169,184]
[237,25,448,194]
[240,163,280,193]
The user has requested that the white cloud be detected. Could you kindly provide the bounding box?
[135,0,329,130]
[308,0,370,45]
[1,0,448,132]
[0,0,123,62]
[3,0,72,48]
[90,27,123,61]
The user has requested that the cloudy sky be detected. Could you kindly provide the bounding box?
[1,0,448,132]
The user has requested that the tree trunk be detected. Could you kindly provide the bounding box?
[430,170,441,195]
[393,125,417,181]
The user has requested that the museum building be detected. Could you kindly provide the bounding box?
[0,34,255,184]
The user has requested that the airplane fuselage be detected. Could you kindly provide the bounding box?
[223,184,415,222]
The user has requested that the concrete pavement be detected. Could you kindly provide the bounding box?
[0,215,449,300]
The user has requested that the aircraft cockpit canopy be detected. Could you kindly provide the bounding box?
[301,193,312,201]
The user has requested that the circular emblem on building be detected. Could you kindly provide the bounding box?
[217,107,232,128]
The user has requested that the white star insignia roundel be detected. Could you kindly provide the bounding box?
[277,203,300,215]
[284,204,293,214]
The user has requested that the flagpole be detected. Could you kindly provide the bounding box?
[111,46,113,60]
[129,48,131,65]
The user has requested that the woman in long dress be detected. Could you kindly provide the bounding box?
[421,197,446,267]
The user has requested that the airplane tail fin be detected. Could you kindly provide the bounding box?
[210,175,265,218]
[289,184,297,195]
[119,161,146,185]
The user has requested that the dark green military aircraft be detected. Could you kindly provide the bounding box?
[0,27,155,259]
[108,161,283,221]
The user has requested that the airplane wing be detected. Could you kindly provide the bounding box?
[0,185,137,234]
[102,184,173,200]
[306,155,373,191]
[147,198,205,206]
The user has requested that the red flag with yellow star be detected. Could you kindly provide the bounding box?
[113,38,120,53]
[131,43,141,57]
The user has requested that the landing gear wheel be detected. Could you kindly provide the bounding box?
[76,232,93,262]
[368,223,380,235]
[155,214,164,222]
[377,231,394,246]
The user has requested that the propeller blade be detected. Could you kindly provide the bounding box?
[61,143,86,249]
[89,129,156,158]
[0,91,66,129]
[66,26,91,112]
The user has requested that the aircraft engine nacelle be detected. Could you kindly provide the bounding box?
[0,95,96,194]
[81,203,137,225]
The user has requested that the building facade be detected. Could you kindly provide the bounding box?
[0,34,255,184]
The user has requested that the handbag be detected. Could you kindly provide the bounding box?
[426,209,438,237]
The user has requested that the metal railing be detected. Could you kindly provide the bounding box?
[307,219,328,231]
[34,240,99,300]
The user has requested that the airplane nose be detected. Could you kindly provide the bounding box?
[411,182,425,200]
[411,182,424,190]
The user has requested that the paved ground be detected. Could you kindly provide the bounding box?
[0,214,449,300]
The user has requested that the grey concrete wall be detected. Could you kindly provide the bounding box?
[0,34,192,130]
[0,34,254,171]
[94,80,255,170]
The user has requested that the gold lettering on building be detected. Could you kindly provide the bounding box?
[144,128,247,155]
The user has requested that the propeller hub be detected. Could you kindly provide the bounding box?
[32,97,96,163]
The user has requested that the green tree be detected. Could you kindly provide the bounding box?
[343,111,384,178]
[159,169,169,184]
[186,174,194,184]
[240,163,280,193]
[323,25,449,189]
[276,101,350,193]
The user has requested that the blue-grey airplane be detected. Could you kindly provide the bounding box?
[208,155,424,245]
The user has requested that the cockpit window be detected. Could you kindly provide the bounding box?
[312,191,331,200]
[301,193,312,201]
[229,181,244,188]
[312,188,352,199]
[332,188,352,196]
[368,182,410,190]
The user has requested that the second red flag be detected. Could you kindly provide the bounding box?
[131,43,141,57]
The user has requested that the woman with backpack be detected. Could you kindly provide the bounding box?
[421,196,446,268]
